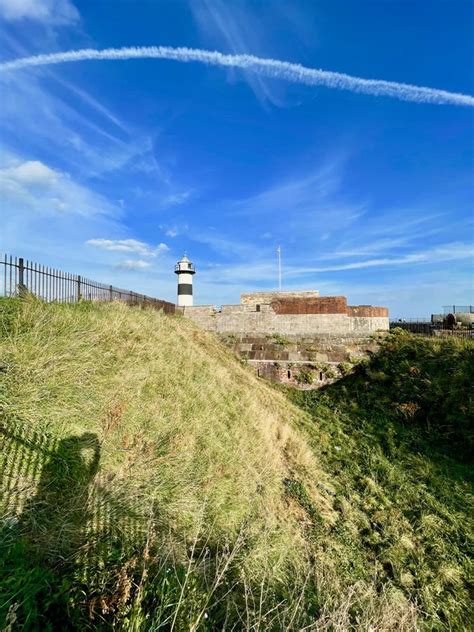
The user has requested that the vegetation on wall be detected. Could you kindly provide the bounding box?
[0,298,472,630]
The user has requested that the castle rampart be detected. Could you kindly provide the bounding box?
[184,291,388,337]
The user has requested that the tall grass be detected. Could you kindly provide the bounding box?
[290,329,473,630]
[0,299,471,629]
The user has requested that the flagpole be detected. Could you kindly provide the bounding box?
[277,245,282,290]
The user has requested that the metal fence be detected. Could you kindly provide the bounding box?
[0,254,175,314]
[390,320,473,338]
[443,305,473,314]
[389,321,433,335]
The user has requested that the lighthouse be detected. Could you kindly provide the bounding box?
[174,254,195,307]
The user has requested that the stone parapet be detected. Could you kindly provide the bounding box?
[241,290,319,306]
[184,308,388,336]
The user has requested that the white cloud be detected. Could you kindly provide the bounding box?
[165,228,179,238]
[0,153,177,302]
[2,159,58,186]
[0,0,80,25]
[0,156,119,218]
[86,238,169,257]
[119,259,151,270]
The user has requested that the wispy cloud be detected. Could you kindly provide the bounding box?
[193,242,473,293]
[0,0,79,26]
[119,259,151,270]
[230,158,350,219]
[86,238,169,257]
[199,157,364,245]
[0,66,161,180]
[190,0,287,106]
[162,190,193,206]
[1,45,473,107]
[192,229,256,258]
[51,73,129,134]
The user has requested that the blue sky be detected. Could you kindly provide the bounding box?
[0,0,473,317]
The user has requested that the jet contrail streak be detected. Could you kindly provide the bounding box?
[1,45,473,107]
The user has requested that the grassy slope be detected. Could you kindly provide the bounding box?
[0,299,472,630]
[289,331,473,631]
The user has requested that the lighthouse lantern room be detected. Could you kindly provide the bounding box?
[174,254,195,307]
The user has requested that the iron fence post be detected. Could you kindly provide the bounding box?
[109,285,113,301]
[18,257,27,296]
[77,275,82,301]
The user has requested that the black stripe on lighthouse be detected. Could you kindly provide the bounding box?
[178,283,193,295]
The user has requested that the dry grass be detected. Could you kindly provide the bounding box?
[0,298,327,628]
[1,298,470,630]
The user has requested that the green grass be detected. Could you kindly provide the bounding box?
[0,299,472,630]
[288,329,473,630]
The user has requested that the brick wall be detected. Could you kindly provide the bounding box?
[348,305,389,317]
[272,296,348,315]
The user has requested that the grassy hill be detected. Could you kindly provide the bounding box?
[0,298,472,630]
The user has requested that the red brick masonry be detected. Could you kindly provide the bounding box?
[271,296,388,317]
[347,305,389,318]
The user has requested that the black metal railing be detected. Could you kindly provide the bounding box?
[443,305,473,314]
[0,254,175,314]
[390,320,473,338]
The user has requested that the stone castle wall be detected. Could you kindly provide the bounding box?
[218,332,386,389]
[184,292,388,337]
[183,291,389,389]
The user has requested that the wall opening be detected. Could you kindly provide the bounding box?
[319,372,323,381]
[256,304,260,312]
[287,370,291,379]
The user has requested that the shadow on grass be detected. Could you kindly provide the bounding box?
[0,421,146,630]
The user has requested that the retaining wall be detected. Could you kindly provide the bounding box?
[218,332,386,389]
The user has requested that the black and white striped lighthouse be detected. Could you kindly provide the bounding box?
[174,254,195,307]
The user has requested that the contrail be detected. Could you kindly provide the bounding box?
[1,45,473,107]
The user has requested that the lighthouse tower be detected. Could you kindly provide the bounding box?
[174,254,195,307]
